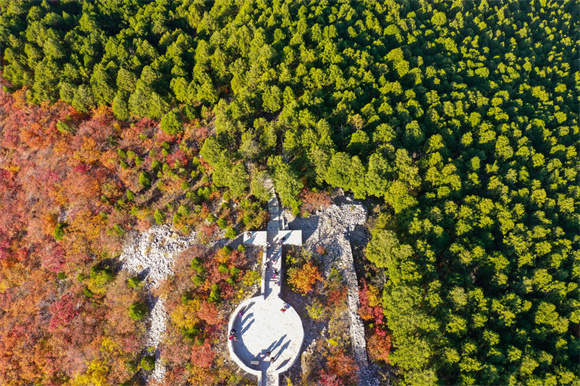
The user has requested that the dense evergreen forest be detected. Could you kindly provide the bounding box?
[0,0,578,384]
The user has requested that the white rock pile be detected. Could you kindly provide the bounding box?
[120,225,196,289]
[119,225,197,384]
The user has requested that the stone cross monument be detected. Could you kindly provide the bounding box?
[227,181,304,386]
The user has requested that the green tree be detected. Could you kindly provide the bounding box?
[269,156,302,213]
[129,302,148,321]
[160,111,182,135]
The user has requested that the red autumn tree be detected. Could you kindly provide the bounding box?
[358,281,375,321]
[367,332,392,364]
[301,190,332,213]
[318,370,342,386]
[197,301,221,326]
[190,341,215,368]
[325,350,359,384]
[49,293,80,332]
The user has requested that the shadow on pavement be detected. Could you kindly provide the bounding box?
[241,319,255,334]
[288,215,319,242]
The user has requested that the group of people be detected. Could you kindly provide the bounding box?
[265,257,281,285]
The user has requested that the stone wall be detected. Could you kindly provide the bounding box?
[287,198,379,386]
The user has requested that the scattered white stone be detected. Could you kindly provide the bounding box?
[119,225,197,384]
[119,225,196,289]
[146,295,167,349]
[147,296,167,383]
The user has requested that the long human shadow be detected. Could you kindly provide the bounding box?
[232,317,259,370]
[240,301,256,316]
[259,334,287,356]
[276,358,290,371]
[241,319,255,335]
[259,335,288,380]
[264,279,272,298]
[241,312,254,326]
[269,334,286,352]
[273,340,290,366]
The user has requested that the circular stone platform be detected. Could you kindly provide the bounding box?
[228,295,304,380]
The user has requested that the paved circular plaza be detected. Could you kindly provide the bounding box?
[229,295,304,377]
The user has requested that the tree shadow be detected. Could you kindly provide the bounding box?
[228,232,246,250]
[348,223,370,247]
[146,292,159,309]
[138,267,150,281]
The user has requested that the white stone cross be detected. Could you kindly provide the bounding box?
[228,185,304,386]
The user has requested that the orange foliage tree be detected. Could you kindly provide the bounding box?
[190,341,215,369]
[288,261,323,294]
[320,349,359,385]
[367,332,392,364]
[301,189,332,213]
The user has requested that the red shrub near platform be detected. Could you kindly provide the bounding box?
[197,301,222,326]
[325,350,358,383]
[190,341,215,368]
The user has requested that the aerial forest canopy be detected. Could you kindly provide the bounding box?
[0,0,578,385]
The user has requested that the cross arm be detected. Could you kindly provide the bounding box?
[243,231,268,246]
[275,230,302,246]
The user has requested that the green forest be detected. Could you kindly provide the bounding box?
[0,0,578,384]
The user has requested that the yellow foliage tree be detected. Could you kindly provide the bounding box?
[71,359,109,386]
[171,299,200,330]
